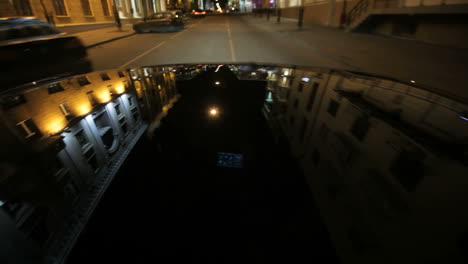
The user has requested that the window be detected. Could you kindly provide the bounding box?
[100,73,111,81]
[390,151,425,192]
[12,0,33,16]
[53,0,68,16]
[77,76,91,86]
[1,94,26,110]
[83,147,99,172]
[350,116,369,141]
[48,83,65,94]
[16,118,42,139]
[94,111,117,150]
[119,118,128,134]
[327,100,339,117]
[298,82,304,92]
[299,118,308,141]
[128,96,134,107]
[81,0,92,16]
[59,103,72,118]
[131,107,139,121]
[293,98,299,109]
[118,71,125,78]
[319,123,329,140]
[289,116,295,127]
[114,104,122,116]
[75,130,89,149]
[306,82,319,112]
[87,91,98,106]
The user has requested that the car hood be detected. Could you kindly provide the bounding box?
[1,62,467,188]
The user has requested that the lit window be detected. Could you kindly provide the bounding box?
[100,73,111,81]
[16,118,42,139]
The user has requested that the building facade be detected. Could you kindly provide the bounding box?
[0,0,168,26]
[262,66,468,263]
[0,67,178,263]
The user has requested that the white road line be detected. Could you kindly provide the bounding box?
[170,30,185,40]
[226,21,237,62]
[119,41,166,68]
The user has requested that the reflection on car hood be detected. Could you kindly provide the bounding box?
[0,63,467,263]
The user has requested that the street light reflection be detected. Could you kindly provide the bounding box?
[209,107,219,117]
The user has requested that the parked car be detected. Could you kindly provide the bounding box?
[133,12,185,33]
[169,10,189,23]
[191,9,206,18]
[0,17,92,90]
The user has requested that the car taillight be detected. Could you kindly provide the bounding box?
[202,11,206,14]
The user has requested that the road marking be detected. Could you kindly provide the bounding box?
[226,20,237,62]
[170,31,185,39]
[119,41,166,68]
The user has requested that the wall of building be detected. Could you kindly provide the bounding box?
[263,67,468,264]
[0,67,178,262]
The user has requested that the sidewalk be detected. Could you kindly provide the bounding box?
[244,15,468,102]
[71,24,135,48]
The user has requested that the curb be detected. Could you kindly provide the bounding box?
[85,32,136,48]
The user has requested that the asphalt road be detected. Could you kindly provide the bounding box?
[87,15,349,70]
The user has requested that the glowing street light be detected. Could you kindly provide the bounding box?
[215,81,220,85]
[209,107,219,117]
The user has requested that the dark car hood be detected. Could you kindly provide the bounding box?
[1,63,468,263]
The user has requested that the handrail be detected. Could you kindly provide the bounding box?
[346,0,371,26]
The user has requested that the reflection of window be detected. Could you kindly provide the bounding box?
[119,118,128,135]
[319,123,329,140]
[1,94,26,110]
[299,118,308,141]
[101,0,111,16]
[351,116,369,141]
[100,73,111,81]
[83,147,99,172]
[131,108,139,121]
[48,83,65,94]
[75,130,89,149]
[77,76,91,86]
[114,104,122,116]
[306,82,319,112]
[53,0,68,16]
[298,82,304,92]
[289,116,295,127]
[327,100,339,117]
[94,112,115,150]
[81,0,92,16]
[16,118,42,139]
[390,151,425,192]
